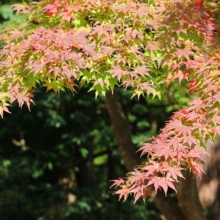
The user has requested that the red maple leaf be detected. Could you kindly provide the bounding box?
[43,1,61,17]
[194,0,205,8]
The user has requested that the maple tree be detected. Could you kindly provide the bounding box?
[1,0,220,215]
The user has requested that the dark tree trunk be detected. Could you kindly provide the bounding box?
[76,143,94,188]
[175,170,206,220]
[105,90,189,220]
[153,190,185,220]
[107,150,118,180]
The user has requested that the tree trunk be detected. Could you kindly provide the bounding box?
[105,90,187,220]
[76,142,94,188]
[175,170,206,220]
[196,139,220,219]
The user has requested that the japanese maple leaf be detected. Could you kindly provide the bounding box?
[156,147,175,161]
[110,178,125,188]
[188,98,204,112]
[175,47,194,60]
[114,187,130,201]
[60,7,76,22]
[192,122,207,132]
[130,184,151,203]
[92,25,109,38]
[62,68,77,79]
[195,0,205,8]
[12,3,31,14]
[112,4,125,13]
[16,92,34,111]
[43,1,61,16]
[189,159,204,177]
[164,166,184,181]
[136,82,159,98]
[7,30,24,41]
[133,6,147,18]
[101,46,114,56]
[187,80,198,93]
[174,70,185,83]
[0,105,11,118]
[188,146,208,161]
[142,161,160,177]
[30,62,45,75]
[212,114,220,126]
[134,66,150,77]
[202,84,218,94]
[108,65,126,81]
[179,135,198,146]
[138,142,154,157]
[133,191,142,204]
[169,119,192,137]
[146,176,168,195]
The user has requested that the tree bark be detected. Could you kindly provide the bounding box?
[105,90,139,171]
[153,190,185,220]
[197,138,220,219]
[105,90,185,220]
[76,142,95,188]
[175,170,206,220]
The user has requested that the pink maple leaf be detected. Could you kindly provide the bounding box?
[108,65,127,81]
[134,66,150,77]
[110,178,124,188]
[164,166,184,181]
[12,3,31,14]
[175,47,194,60]
[114,187,130,201]
[188,98,204,112]
[142,161,160,177]
[0,105,11,118]
[146,176,168,195]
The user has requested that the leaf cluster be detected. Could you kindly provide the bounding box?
[1,0,220,203]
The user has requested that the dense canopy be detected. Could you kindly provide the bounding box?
[0,0,220,202]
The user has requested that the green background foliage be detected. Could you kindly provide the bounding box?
[0,85,164,220]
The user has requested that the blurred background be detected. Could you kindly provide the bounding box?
[0,1,219,220]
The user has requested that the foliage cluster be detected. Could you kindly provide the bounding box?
[0,4,190,218]
[1,0,220,203]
